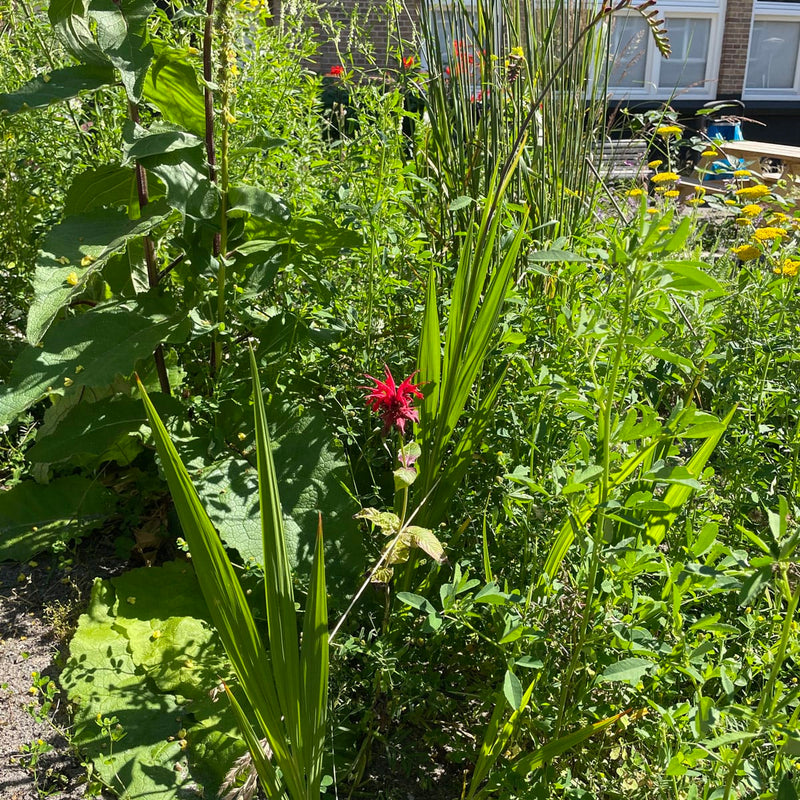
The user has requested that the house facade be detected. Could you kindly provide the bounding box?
[607,0,800,143]
[309,0,800,144]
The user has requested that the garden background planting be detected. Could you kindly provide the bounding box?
[1,0,800,798]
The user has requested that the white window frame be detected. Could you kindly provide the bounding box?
[744,2,800,99]
[606,1,726,101]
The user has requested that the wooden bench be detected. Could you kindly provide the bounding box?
[593,138,649,182]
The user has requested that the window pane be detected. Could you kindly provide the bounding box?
[658,18,711,89]
[746,21,800,89]
[608,15,648,88]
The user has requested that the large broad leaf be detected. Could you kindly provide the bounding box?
[0,476,116,561]
[26,201,174,345]
[123,122,218,220]
[191,405,361,595]
[142,46,205,138]
[64,164,137,216]
[26,393,180,465]
[48,0,108,65]
[89,0,154,102]
[0,64,115,115]
[0,298,189,427]
[228,185,290,225]
[60,567,245,800]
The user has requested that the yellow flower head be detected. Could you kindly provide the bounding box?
[651,171,679,184]
[701,148,718,158]
[735,217,753,227]
[733,169,752,178]
[66,271,79,286]
[775,258,800,277]
[731,244,761,262]
[724,199,738,206]
[741,204,762,217]
[752,226,786,242]
[687,197,705,206]
[735,184,771,199]
[648,159,663,169]
[80,254,94,267]
[646,208,658,215]
[510,46,524,58]
[664,189,680,199]
[769,212,789,224]
[626,188,644,197]
[656,124,682,137]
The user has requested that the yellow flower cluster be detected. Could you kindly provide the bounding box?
[626,187,644,197]
[656,125,682,137]
[701,149,718,158]
[752,226,786,242]
[740,204,762,217]
[735,184,771,199]
[775,259,800,277]
[733,169,752,178]
[664,190,680,198]
[651,171,679,184]
[731,244,761,262]
[648,159,663,169]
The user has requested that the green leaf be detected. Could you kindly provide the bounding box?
[396,592,438,615]
[448,195,473,211]
[0,476,116,561]
[598,657,654,686]
[59,580,191,800]
[59,567,245,799]
[300,518,329,795]
[228,185,291,224]
[0,298,188,426]
[659,260,724,295]
[142,45,206,137]
[0,64,115,115]
[393,466,418,490]
[89,0,154,102]
[643,465,702,489]
[25,393,178,465]
[26,201,174,345]
[191,405,362,594]
[64,164,137,215]
[49,0,108,64]
[123,122,218,219]
[646,407,735,544]
[508,712,628,779]
[407,526,446,563]
[527,248,590,263]
[503,669,523,710]
[139,379,305,798]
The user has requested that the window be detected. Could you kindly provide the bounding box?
[745,1,800,97]
[606,1,725,99]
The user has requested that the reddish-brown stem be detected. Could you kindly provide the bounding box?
[203,0,222,377]
[129,102,171,396]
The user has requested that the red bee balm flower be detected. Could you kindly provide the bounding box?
[363,366,424,435]
[329,65,344,77]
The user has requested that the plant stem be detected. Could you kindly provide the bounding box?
[554,264,633,735]
[722,568,800,799]
[129,102,171,396]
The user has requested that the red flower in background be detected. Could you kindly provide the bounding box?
[329,65,344,77]
[363,366,424,435]
[403,56,414,69]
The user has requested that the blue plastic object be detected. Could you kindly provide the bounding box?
[707,122,743,142]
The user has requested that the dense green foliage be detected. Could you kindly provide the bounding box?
[1,0,800,798]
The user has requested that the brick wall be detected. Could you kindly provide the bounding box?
[305,1,419,75]
[718,0,753,96]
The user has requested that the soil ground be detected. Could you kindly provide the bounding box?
[0,540,124,800]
